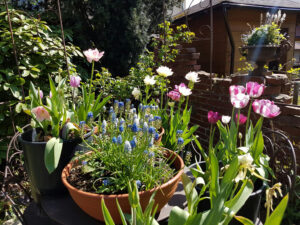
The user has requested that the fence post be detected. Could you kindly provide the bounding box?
[293,81,300,105]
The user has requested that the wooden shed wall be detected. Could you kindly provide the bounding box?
[227,8,297,73]
[174,8,228,75]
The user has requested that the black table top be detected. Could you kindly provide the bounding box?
[24,177,188,225]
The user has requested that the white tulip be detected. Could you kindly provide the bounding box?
[178,86,192,96]
[132,87,141,100]
[156,66,173,77]
[185,71,200,83]
[144,75,156,86]
[221,115,231,124]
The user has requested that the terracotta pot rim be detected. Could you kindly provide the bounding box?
[62,148,184,199]
[158,127,165,138]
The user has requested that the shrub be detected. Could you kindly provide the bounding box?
[0,9,82,163]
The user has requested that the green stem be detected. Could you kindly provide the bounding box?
[160,88,164,109]
[88,61,95,102]
[245,99,253,145]
[145,85,149,105]
[234,109,240,152]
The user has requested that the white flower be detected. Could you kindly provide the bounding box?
[132,87,141,100]
[238,146,250,153]
[234,170,245,183]
[221,115,231,124]
[144,75,156,86]
[185,71,200,83]
[238,153,253,166]
[178,86,192,96]
[156,66,173,77]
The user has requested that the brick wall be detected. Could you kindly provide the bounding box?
[169,70,300,172]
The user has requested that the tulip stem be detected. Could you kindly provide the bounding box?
[235,110,240,150]
[245,99,253,145]
[88,61,95,102]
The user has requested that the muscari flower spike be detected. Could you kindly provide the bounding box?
[87,112,93,120]
[120,118,125,125]
[130,140,136,148]
[143,122,148,133]
[119,125,124,133]
[178,137,184,145]
[79,121,85,128]
[102,120,107,128]
[136,180,142,189]
[148,127,156,134]
[154,132,159,141]
[112,112,117,122]
[124,141,132,153]
[112,137,117,144]
[154,116,161,121]
[132,123,139,133]
[119,101,124,108]
[139,103,143,110]
[117,135,123,145]
[148,151,155,158]
[176,130,183,137]
[149,138,154,147]
[103,179,110,186]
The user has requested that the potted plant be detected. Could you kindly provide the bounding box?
[18,76,82,202]
[240,10,287,76]
[190,81,281,223]
[61,100,184,224]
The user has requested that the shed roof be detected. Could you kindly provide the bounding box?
[173,0,300,20]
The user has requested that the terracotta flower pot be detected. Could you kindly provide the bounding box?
[61,149,184,224]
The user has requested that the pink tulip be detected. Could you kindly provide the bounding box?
[236,113,247,125]
[246,82,264,98]
[167,90,181,102]
[83,48,104,63]
[252,99,281,118]
[207,111,221,124]
[174,83,187,92]
[39,90,43,99]
[229,85,246,96]
[230,93,250,109]
[32,106,50,122]
[70,76,81,88]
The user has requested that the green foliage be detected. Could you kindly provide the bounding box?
[243,23,285,46]
[152,22,195,64]
[282,175,300,224]
[91,22,195,100]
[241,11,286,46]
[29,0,182,76]
[77,103,173,194]
[0,9,82,163]
[101,181,159,225]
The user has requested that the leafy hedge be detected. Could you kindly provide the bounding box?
[0,9,82,163]
[13,0,182,76]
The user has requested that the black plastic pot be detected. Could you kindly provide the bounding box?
[18,129,82,202]
[188,162,265,223]
[229,179,265,225]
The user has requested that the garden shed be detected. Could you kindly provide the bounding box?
[172,0,300,75]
